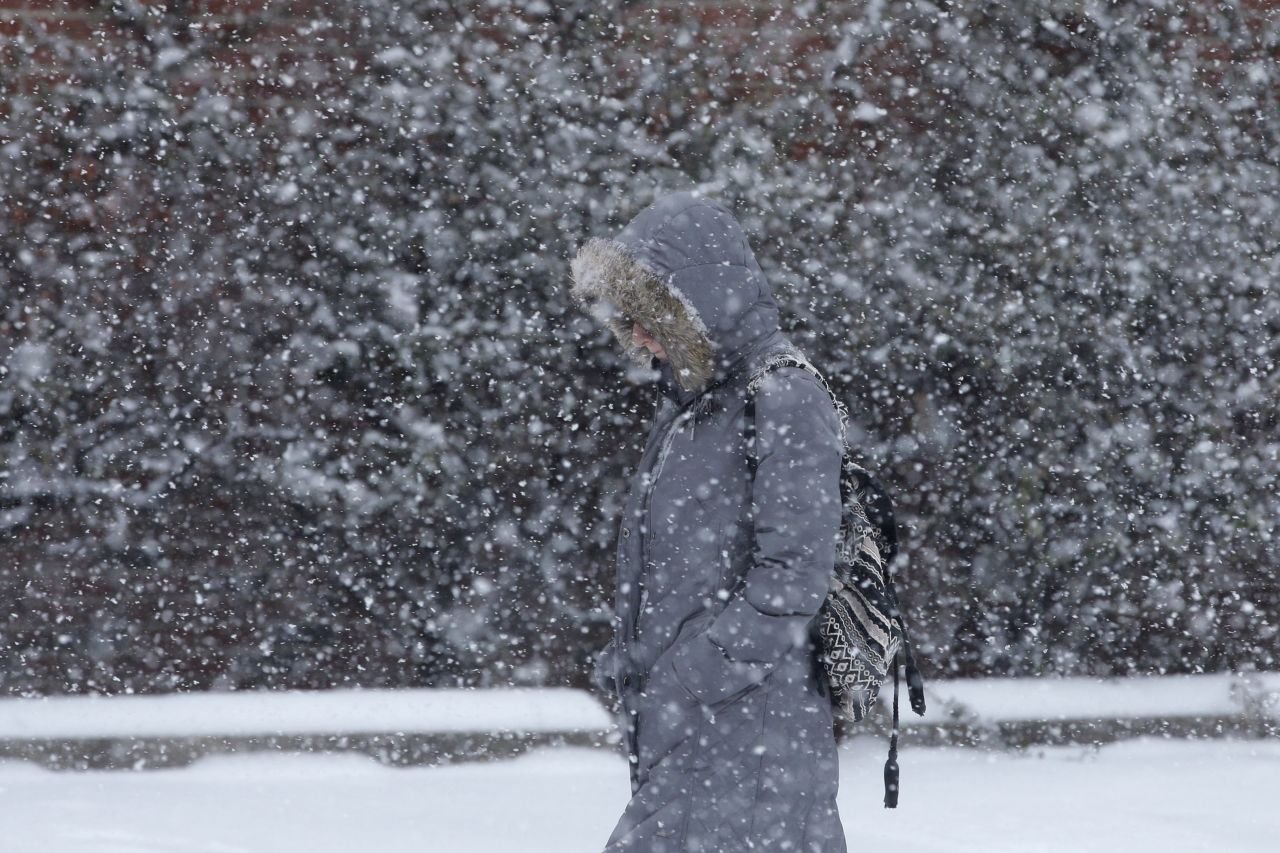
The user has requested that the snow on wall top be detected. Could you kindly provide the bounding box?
[0,687,612,740]
[0,673,1277,741]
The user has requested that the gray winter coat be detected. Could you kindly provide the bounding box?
[570,190,848,852]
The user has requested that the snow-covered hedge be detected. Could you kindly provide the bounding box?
[0,1,1276,696]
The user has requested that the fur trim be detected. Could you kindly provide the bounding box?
[569,237,715,393]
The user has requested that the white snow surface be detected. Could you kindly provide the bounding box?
[920,671,1280,723]
[0,687,609,740]
[0,737,1276,852]
[1,673,1274,742]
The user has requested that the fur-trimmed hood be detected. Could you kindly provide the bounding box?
[569,190,790,402]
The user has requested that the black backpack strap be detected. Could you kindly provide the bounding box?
[852,465,926,718]
[883,566,927,718]
[899,622,927,716]
[884,654,900,807]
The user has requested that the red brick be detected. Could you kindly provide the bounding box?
[621,4,682,27]
[250,18,328,44]
[694,2,762,30]
[790,31,834,58]
[204,44,260,70]
[190,0,270,16]
[0,1,82,10]
[0,13,98,41]
[7,70,72,93]
[285,0,339,13]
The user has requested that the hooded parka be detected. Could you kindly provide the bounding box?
[570,190,848,852]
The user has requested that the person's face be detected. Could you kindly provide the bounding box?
[632,321,668,362]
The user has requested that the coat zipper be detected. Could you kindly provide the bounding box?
[631,405,698,642]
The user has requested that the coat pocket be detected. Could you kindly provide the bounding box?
[669,628,775,711]
[637,649,706,774]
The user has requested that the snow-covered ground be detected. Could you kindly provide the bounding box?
[2,672,1275,742]
[1,737,1275,853]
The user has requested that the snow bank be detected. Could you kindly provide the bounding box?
[0,672,1274,745]
[0,687,610,740]
[916,671,1280,724]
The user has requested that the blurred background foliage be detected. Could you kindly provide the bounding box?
[0,0,1276,695]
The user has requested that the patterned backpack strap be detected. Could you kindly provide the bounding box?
[846,460,926,719]
[746,347,926,810]
[745,348,851,449]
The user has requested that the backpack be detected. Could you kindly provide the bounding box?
[744,351,927,808]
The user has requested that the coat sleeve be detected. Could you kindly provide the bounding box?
[670,367,844,709]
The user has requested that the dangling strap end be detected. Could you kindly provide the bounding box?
[883,733,900,808]
[906,658,927,716]
[900,629,927,717]
[884,652,902,808]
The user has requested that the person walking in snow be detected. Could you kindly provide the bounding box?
[569,189,848,852]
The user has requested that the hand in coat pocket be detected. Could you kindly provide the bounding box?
[669,629,775,712]
[591,638,620,695]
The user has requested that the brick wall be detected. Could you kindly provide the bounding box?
[0,2,363,103]
[2,2,1274,136]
